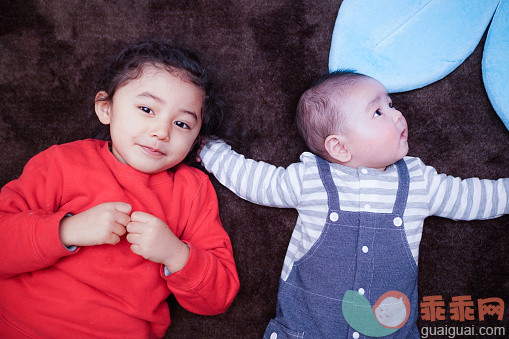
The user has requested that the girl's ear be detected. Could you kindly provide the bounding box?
[95,91,112,125]
[324,134,352,163]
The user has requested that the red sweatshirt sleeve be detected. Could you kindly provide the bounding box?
[163,174,239,315]
[0,146,75,279]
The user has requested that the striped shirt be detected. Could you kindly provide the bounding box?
[201,141,509,281]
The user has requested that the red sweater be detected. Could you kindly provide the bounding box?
[0,139,239,338]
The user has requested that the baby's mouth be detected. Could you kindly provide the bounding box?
[400,128,408,140]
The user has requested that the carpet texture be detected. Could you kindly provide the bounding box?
[0,1,507,337]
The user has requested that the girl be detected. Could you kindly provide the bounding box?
[0,40,239,338]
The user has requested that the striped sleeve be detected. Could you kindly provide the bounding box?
[200,140,304,208]
[423,163,509,220]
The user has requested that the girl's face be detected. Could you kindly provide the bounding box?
[95,64,204,174]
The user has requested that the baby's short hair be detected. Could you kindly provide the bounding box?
[296,70,366,158]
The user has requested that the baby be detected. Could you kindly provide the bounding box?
[0,40,239,338]
[199,71,508,338]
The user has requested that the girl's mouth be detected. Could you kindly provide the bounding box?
[140,145,165,156]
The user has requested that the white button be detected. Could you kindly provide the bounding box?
[362,246,369,253]
[393,217,403,227]
[353,332,360,338]
[358,288,365,295]
[364,204,371,211]
[361,169,368,174]
[330,212,339,222]
[270,332,277,339]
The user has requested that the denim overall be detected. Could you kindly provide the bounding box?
[264,157,420,338]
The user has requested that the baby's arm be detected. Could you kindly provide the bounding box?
[422,161,509,220]
[200,140,304,208]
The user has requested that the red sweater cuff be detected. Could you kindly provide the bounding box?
[32,211,78,264]
[162,243,209,290]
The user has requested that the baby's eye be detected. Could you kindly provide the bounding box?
[174,121,190,129]
[139,106,154,115]
[389,102,393,108]
[374,110,383,118]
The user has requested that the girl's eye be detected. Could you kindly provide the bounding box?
[174,121,190,129]
[374,110,383,118]
[139,106,154,115]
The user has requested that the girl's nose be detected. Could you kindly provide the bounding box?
[152,123,170,141]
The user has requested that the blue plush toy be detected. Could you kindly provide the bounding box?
[329,0,508,130]
[483,0,509,130]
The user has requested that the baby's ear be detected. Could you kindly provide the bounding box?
[94,91,112,125]
[324,135,351,163]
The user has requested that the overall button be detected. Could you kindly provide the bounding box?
[362,246,369,253]
[270,333,277,339]
[353,332,360,338]
[393,217,403,227]
[330,212,339,222]
[358,288,365,295]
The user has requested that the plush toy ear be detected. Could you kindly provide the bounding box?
[482,0,509,131]
[94,91,112,125]
[324,135,351,163]
[329,0,500,93]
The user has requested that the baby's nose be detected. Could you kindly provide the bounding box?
[392,110,403,123]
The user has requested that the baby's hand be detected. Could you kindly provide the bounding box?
[126,211,189,272]
[195,138,209,163]
[59,202,131,247]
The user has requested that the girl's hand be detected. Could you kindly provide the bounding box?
[59,202,131,247]
[126,211,189,272]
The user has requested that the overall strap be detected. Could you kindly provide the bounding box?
[315,156,341,211]
[392,159,410,216]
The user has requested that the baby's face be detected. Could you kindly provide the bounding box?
[96,64,204,174]
[338,77,408,170]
